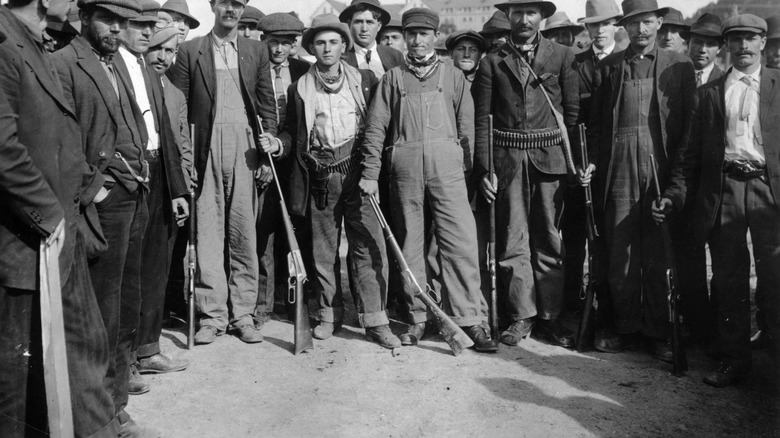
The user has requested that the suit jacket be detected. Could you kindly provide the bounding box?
[587,46,695,208]
[278,66,377,216]
[573,48,598,126]
[170,33,278,183]
[343,43,404,73]
[473,37,579,177]
[0,8,92,289]
[287,57,311,82]
[162,75,192,189]
[702,64,724,86]
[665,67,780,245]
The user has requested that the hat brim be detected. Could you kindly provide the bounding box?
[339,5,390,26]
[542,24,585,35]
[131,15,160,23]
[681,29,723,41]
[617,7,669,26]
[479,26,511,36]
[265,30,303,37]
[159,6,200,29]
[302,25,352,54]
[578,14,622,25]
[445,34,487,52]
[96,4,140,19]
[494,1,556,19]
[723,26,766,35]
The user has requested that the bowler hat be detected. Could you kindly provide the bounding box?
[239,6,264,25]
[542,11,584,36]
[259,12,304,36]
[661,8,689,30]
[159,0,199,29]
[77,0,141,19]
[722,14,767,36]
[578,0,622,24]
[767,15,780,40]
[446,30,487,52]
[480,10,510,35]
[682,13,722,41]
[338,0,390,26]
[494,0,556,19]
[402,8,438,31]
[131,0,161,23]
[616,0,668,26]
[149,25,178,47]
[302,14,352,53]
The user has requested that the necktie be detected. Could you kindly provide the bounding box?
[739,75,763,144]
[273,64,287,128]
[365,49,371,65]
[696,70,703,87]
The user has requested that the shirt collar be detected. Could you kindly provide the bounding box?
[727,65,761,86]
[354,42,377,55]
[625,42,657,62]
[696,62,715,77]
[211,31,238,50]
[592,41,615,57]
[91,46,114,64]
[272,59,290,69]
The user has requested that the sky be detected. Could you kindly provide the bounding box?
[188,0,717,38]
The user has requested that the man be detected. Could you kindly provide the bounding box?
[475,0,579,349]
[171,0,278,345]
[278,14,400,349]
[159,0,199,45]
[766,15,780,69]
[583,0,695,361]
[116,1,190,388]
[378,17,404,53]
[238,5,263,40]
[360,8,499,353]
[480,10,511,54]
[340,0,404,79]
[0,0,120,435]
[658,7,688,54]
[655,14,780,387]
[686,13,724,86]
[541,11,583,47]
[447,30,486,87]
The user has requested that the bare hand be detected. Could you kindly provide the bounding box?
[578,163,596,187]
[480,174,498,203]
[172,197,189,227]
[651,198,674,224]
[93,186,110,203]
[255,164,273,190]
[359,178,378,197]
[258,133,280,155]
[46,218,66,247]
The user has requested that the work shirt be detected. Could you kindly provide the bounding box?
[724,67,765,164]
[212,32,238,70]
[313,79,360,150]
[118,47,159,151]
[624,43,657,80]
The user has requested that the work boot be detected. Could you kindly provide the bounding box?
[194,325,220,345]
[702,362,749,388]
[254,311,272,329]
[594,330,640,353]
[137,353,189,374]
[465,325,499,352]
[128,364,150,395]
[399,322,426,346]
[644,337,674,364]
[235,324,264,343]
[532,319,575,348]
[500,318,534,346]
[366,324,402,349]
[313,321,341,340]
[118,418,162,438]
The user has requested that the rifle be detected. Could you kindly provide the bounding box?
[368,195,474,356]
[649,154,688,377]
[257,117,313,355]
[576,123,597,352]
[187,124,196,350]
[487,115,498,342]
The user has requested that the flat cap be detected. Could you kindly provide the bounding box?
[445,30,486,52]
[259,12,304,36]
[480,10,510,35]
[159,0,199,29]
[402,8,438,31]
[722,14,767,36]
[131,0,161,23]
[767,15,780,40]
[239,6,264,25]
[149,25,178,47]
[77,0,141,19]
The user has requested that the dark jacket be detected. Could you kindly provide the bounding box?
[587,46,695,208]
[343,43,404,73]
[170,33,278,183]
[573,48,598,126]
[162,75,192,189]
[278,66,377,216]
[0,8,92,289]
[664,67,780,245]
[287,57,311,82]
[473,37,579,177]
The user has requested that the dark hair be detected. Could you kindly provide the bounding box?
[350,5,382,23]
[7,0,35,8]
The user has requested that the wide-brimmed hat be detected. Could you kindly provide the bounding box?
[338,0,390,26]
[682,13,722,42]
[542,11,584,36]
[259,12,304,36]
[445,30,487,52]
[494,0,556,19]
[159,0,199,29]
[239,6,264,25]
[578,0,622,25]
[77,0,141,19]
[617,0,669,26]
[131,0,161,23]
[149,25,178,47]
[722,14,767,36]
[480,10,511,36]
[661,8,689,30]
[767,15,780,40]
[302,14,352,52]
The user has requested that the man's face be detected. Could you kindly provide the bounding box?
[405,27,437,58]
[658,24,687,53]
[238,22,260,39]
[379,29,405,52]
[267,34,296,64]
[211,0,245,32]
[545,29,574,47]
[144,37,178,73]
[586,18,618,50]
[310,30,345,68]
[508,6,543,41]
[451,39,482,72]
[47,0,73,23]
[485,32,508,53]
[764,38,780,69]
[168,11,190,44]
[82,8,127,55]
[123,20,154,54]
[688,35,720,70]
[727,31,766,71]
[624,12,662,50]
[350,10,381,49]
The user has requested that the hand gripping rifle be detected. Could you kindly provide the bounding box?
[368,195,474,355]
[257,117,313,355]
[187,124,196,350]
[649,154,688,377]
[487,115,498,342]
[576,124,598,352]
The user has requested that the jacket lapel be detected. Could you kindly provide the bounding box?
[73,37,121,125]
[498,44,524,86]
[237,36,253,96]
[760,66,775,126]
[196,36,215,99]
[532,38,553,77]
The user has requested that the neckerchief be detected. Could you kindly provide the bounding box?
[405,51,440,81]
[510,32,539,65]
[314,63,345,93]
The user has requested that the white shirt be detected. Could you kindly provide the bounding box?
[724,67,764,163]
[313,80,359,150]
[592,41,615,60]
[354,43,385,79]
[118,47,158,151]
[695,62,716,86]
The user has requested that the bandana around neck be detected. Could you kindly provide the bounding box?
[405,51,440,81]
[315,63,345,93]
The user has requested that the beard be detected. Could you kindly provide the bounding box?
[86,24,120,55]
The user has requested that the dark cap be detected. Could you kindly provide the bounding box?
[494,0,556,19]
[722,14,767,36]
[617,0,668,26]
[302,14,352,52]
[445,30,486,52]
[159,0,199,29]
[338,0,390,26]
[402,8,438,31]
[682,13,722,41]
[239,6,264,25]
[259,12,304,36]
[131,0,161,23]
[661,8,688,29]
[480,10,511,35]
[77,0,141,19]
[767,15,780,40]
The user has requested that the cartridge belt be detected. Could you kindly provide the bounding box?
[493,127,563,150]
[302,152,362,175]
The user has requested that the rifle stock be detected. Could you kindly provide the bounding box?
[369,195,474,356]
[575,124,597,352]
[487,115,498,342]
[188,124,196,350]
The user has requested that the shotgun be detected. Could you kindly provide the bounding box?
[487,115,498,342]
[187,124,196,350]
[575,123,597,352]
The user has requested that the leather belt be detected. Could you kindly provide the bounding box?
[723,159,767,183]
[144,149,161,159]
[493,128,563,150]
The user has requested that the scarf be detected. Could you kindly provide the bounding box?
[314,63,345,93]
[405,51,440,81]
[510,32,539,65]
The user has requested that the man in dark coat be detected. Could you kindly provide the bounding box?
[340,0,404,78]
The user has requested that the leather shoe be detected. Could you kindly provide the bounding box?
[137,353,189,374]
[128,364,150,395]
[465,325,499,352]
[532,319,575,348]
[644,338,674,364]
[399,322,426,346]
[703,362,749,388]
[594,330,640,353]
[119,418,162,438]
[313,322,341,340]
[194,325,220,345]
[500,318,534,346]
[366,324,402,349]
[235,324,264,343]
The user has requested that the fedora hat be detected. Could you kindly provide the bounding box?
[159,0,199,29]
[338,0,390,26]
[617,0,668,26]
[480,10,511,35]
[661,8,689,30]
[542,11,584,36]
[767,15,780,40]
[578,0,622,24]
[682,13,722,41]
[494,0,556,19]
[302,14,352,53]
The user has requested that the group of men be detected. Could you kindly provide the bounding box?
[2,0,780,435]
